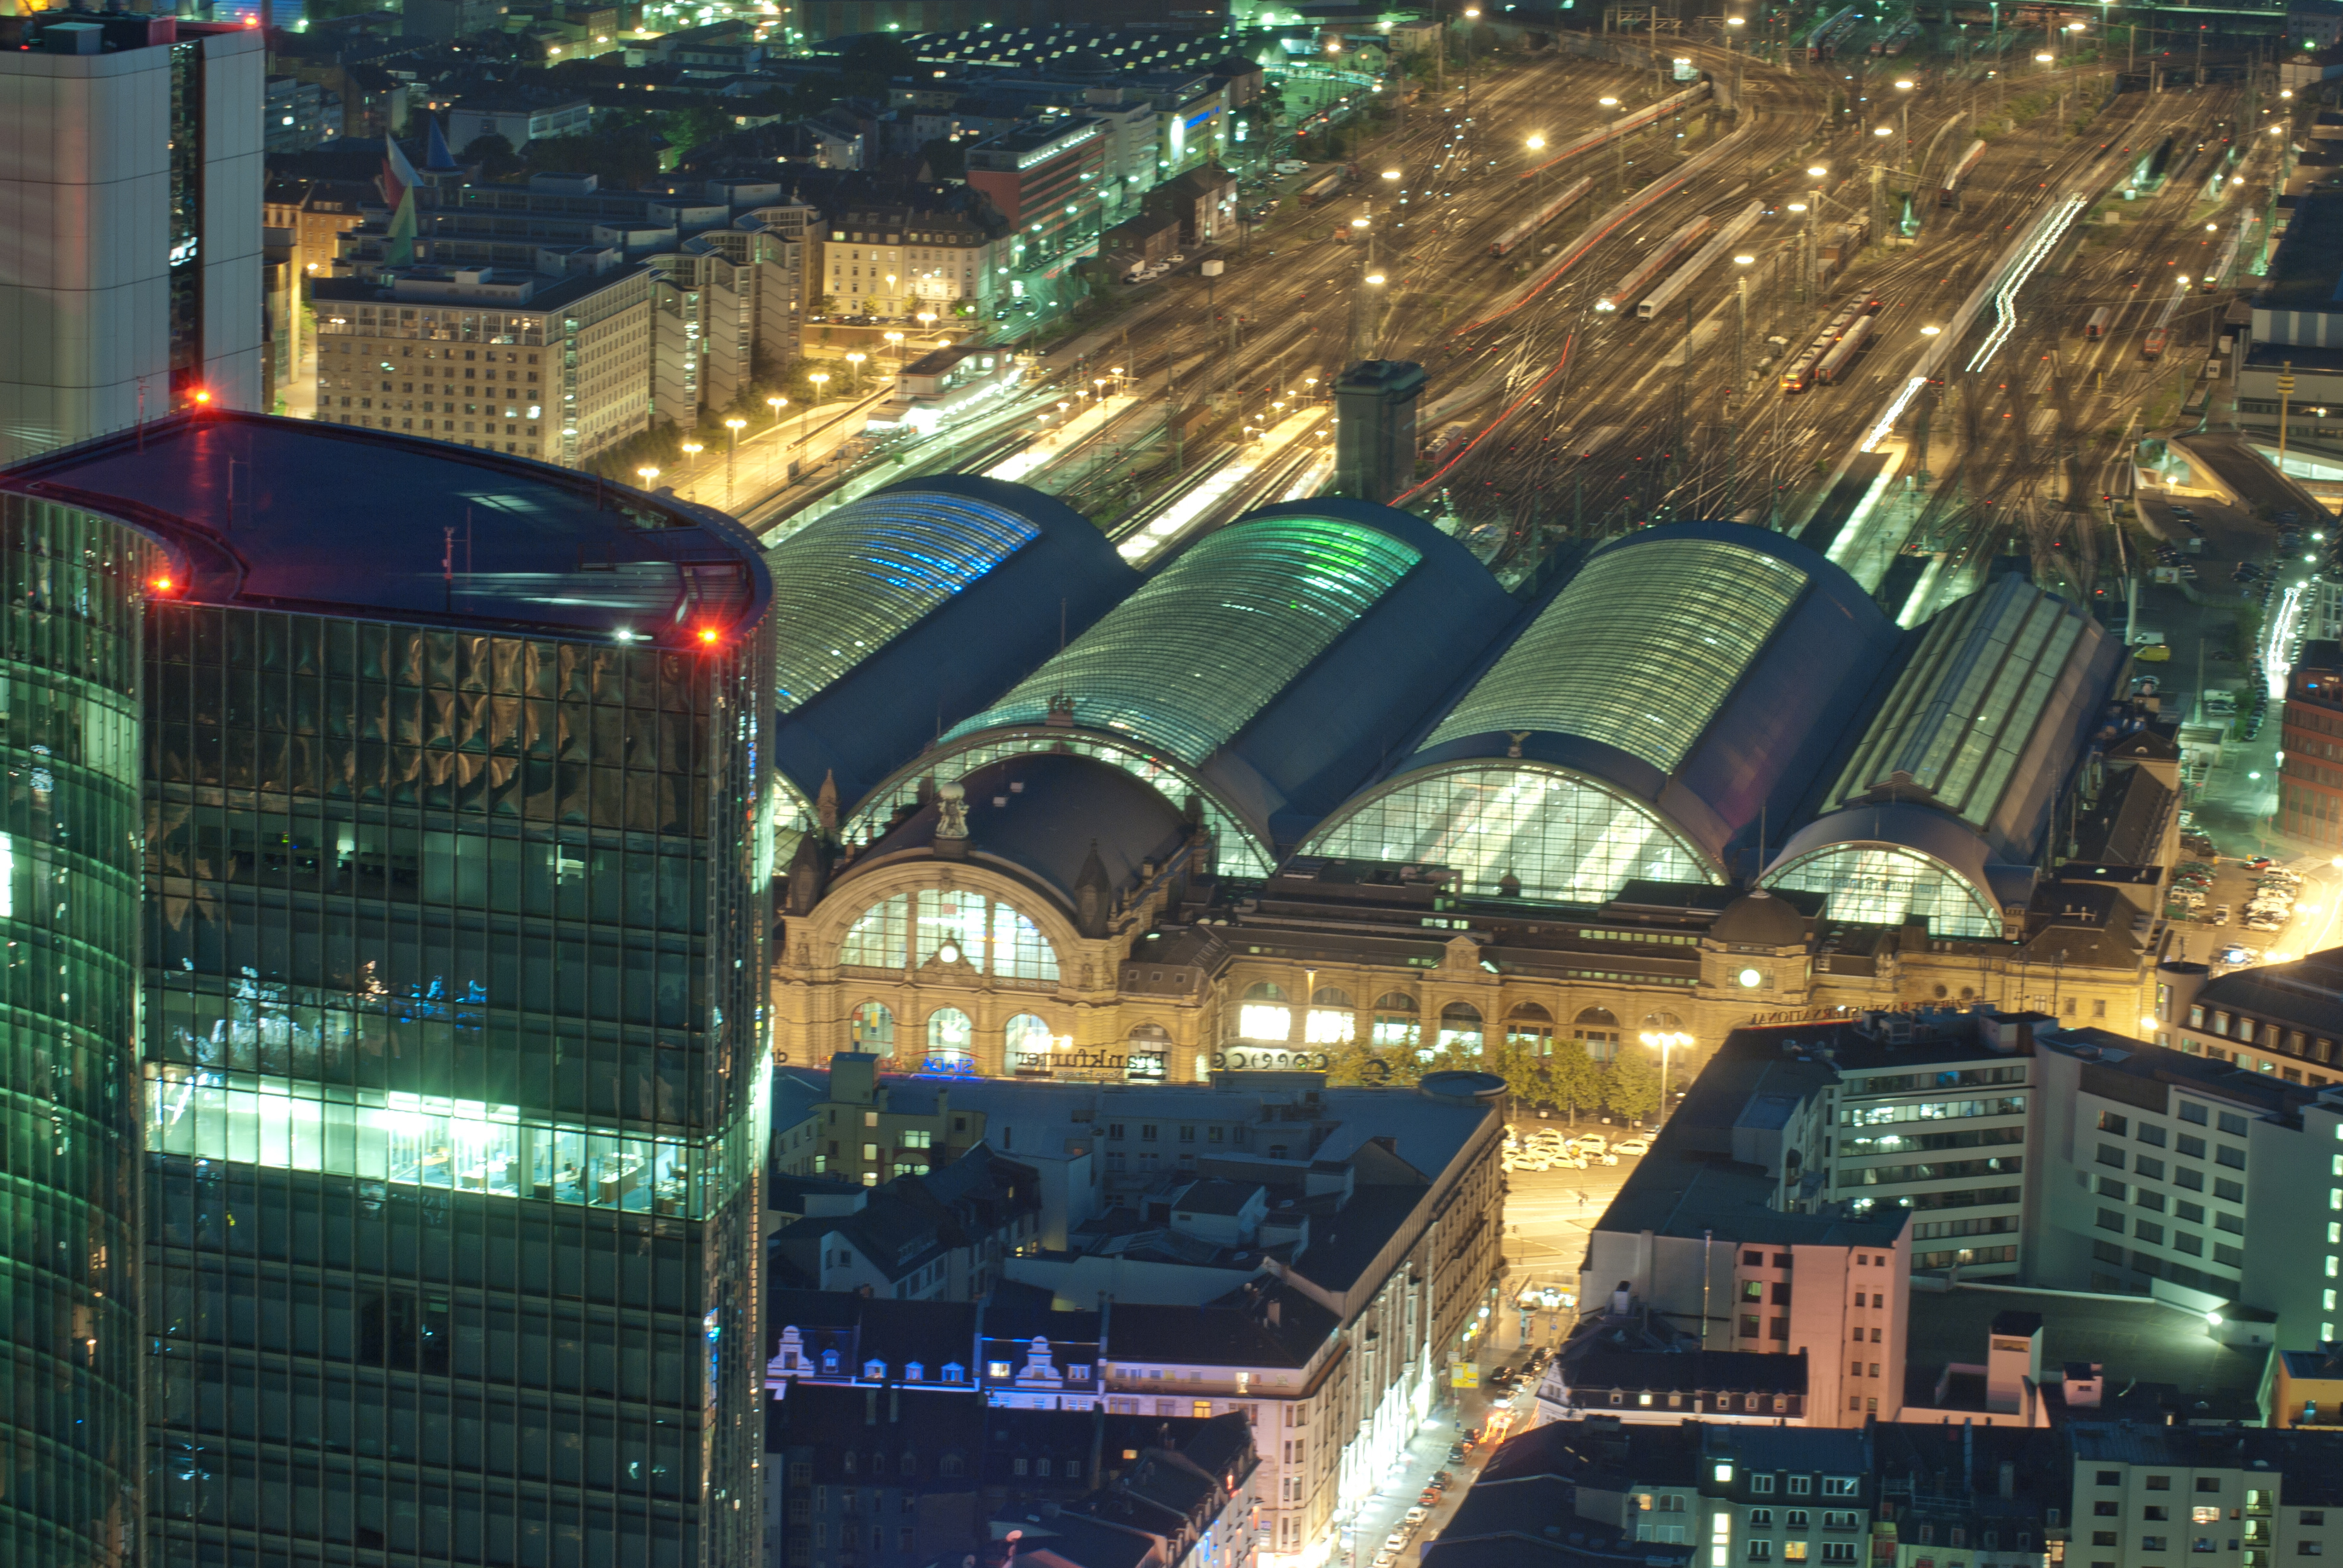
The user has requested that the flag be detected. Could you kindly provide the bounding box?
[380,134,421,268]
[425,113,460,173]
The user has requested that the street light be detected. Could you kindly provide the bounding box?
[636,465,659,487]
[724,414,746,500]
[1637,1030,1693,1125]
[1921,324,1941,335]
[680,440,703,476]
[767,394,786,425]
[845,350,867,392]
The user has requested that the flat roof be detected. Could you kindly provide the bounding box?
[2,412,767,645]
[2258,189,2343,315]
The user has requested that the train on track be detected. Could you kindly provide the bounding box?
[1490,177,1596,256]
[1939,139,1987,206]
[1802,4,1858,59]
[1780,292,1883,393]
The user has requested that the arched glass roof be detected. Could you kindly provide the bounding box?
[769,487,1041,714]
[1763,843,2002,938]
[943,515,1424,765]
[1426,535,1808,771]
[1826,574,2100,842]
[1303,763,1716,903]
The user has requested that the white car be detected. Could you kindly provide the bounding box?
[1613,1137,1651,1156]
[1405,1507,1430,1526]
[1276,159,1310,174]
[1386,1532,1409,1554]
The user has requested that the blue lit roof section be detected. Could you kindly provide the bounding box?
[947,515,1423,765]
[764,475,1140,817]
[771,488,1040,714]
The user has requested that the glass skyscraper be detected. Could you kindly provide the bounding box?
[0,494,151,1567]
[4,412,773,1568]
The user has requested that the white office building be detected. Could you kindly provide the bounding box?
[0,13,263,462]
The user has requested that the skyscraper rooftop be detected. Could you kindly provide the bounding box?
[2,411,767,641]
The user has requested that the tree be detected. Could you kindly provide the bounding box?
[1605,1044,1663,1125]
[460,132,523,181]
[1486,1036,1550,1112]
[1542,1044,1602,1127]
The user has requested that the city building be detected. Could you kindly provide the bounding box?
[266,72,346,154]
[1333,361,1426,505]
[0,410,773,1566]
[0,11,263,462]
[0,414,154,1566]
[811,186,1015,321]
[2066,1425,2343,1568]
[773,505,2160,1088]
[768,1142,1041,1299]
[768,1068,1507,1568]
[447,96,595,152]
[965,117,1108,298]
[2264,1342,2343,1428]
[2279,640,2343,846]
[2237,191,2343,439]
[310,260,655,465]
[762,1335,1257,1568]
[2019,1021,2343,1342]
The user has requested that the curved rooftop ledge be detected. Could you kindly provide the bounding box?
[1,411,770,645]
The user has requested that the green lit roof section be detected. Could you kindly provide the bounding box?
[768,491,1040,713]
[1828,576,2088,831]
[944,516,1423,765]
[1426,537,1807,771]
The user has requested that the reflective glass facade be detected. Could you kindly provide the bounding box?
[1761,843,2001,938]
[140,606,772,1567]
[0,496,149,1568]
[1303,764,1715,903]
[1428,538,1806,772]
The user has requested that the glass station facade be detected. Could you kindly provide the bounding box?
[138,602,773,1566]
[0,497,149,1568]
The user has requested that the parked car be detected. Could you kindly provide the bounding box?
[1613,1137,1652,1156]
[2211,904,2231,926]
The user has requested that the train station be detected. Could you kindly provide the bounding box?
[770,482,2168,1083]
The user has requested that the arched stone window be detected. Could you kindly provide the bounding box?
[1575,1006,1621,1062]
[1372,992,1420,1050]
[1506,1002,1555,1053]
[1005,1012,1055,1072]
[837,889,1060,981]
[1126,1022,1171,1082]
[1306,985,1355,1045]
[926,1007,974,1065]
[1239,982,1291,1042]
[851,1001,894,1054]
[1438,1002,1484,1056]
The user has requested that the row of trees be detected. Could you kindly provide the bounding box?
[1321,1035,1668,1122]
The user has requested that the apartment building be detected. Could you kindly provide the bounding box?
[770,1067,1507,1568]
[2021,1024,2343,1344]
[763,1338,1258,1568]
[768,1146,1041,1301]
[2279,641,2343,847]
[811,189,1013,319]
[2068,1425,2343,1568]
[1578,1025,1918,1426]
[2153,950,2343,1088]
[310,261,654,465]
[965,116,1107,273]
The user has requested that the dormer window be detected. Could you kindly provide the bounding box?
[943,1362,965,1382]
[863,1359,886,1380]
[821,1350,841,1374]
[905,1362,925,1382]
